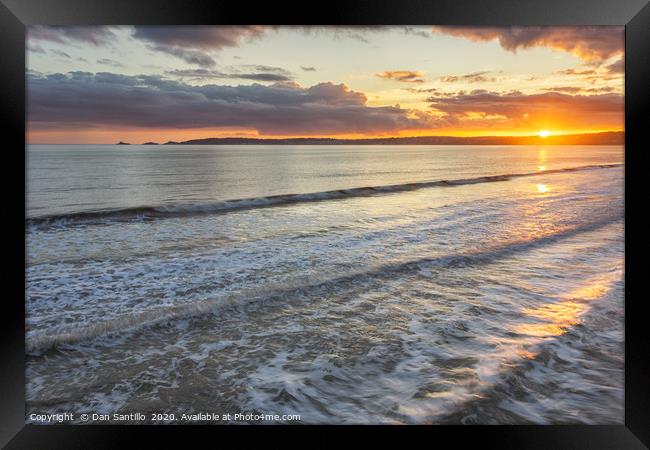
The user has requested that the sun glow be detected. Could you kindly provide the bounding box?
[538,130,551,138]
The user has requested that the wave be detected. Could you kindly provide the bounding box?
[435,271,624,425]
[26,213,622,353]
[26,163,621,231]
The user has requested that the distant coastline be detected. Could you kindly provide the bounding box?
[117,131,624,146]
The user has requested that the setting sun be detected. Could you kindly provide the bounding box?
[538,130,552,138]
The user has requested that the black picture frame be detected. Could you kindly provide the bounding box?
[1,0,648,448]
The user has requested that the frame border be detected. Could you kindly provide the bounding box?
[1,0,648,447]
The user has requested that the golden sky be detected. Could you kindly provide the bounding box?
[26,26,624,143]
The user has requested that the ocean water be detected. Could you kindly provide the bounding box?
[26,144,624,424]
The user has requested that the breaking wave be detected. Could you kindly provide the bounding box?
[26,164,621,231]
[26,212,622,353]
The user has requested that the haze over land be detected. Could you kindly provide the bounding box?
[122,131,623,146]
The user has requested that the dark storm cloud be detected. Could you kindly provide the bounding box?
[27,71,434,135]
[28,26,118,46]
[432,26,624,62]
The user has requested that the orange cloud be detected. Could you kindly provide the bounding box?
[605,58,624,74]
[427,90,623,132]
[539,86,617,94]
[376,71,425,83]
[440,71,497,83]
[432,26,624,62]
[27,71,623,143]
[557,68,598,75]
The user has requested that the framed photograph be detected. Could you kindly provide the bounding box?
[1,0,648,447]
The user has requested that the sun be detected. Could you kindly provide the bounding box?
[538,130,551,138]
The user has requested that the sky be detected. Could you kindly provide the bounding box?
[26,26,624,144]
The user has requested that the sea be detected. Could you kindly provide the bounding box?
[25,144,624,424]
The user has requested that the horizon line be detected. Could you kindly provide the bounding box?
[28,130,624,146]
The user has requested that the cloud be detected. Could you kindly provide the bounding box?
[427,89,623,130]
[402,26,431,38]
[540,86,583,94]
[27,26,118,46]
[145,45,217,67]
[557,67,597,76]
[439,71,496,83]
[403,87,440,93]
[585,86,616,93]
[295,26,435,43]
[50,49,70,59]
[132,26,265,49]
[605,58,624,74]
[133,26,265,67]
[27,44,46,54]
[376,71,425,83]
[165,67,292,83]
[432,26,623,62]
[294,26,375,43]
[555,64,622,84]
[244,65,290,74]
[301,66,317,71]
[27,71,434,136]
[540,86,617,94]
[97,58,124,68]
